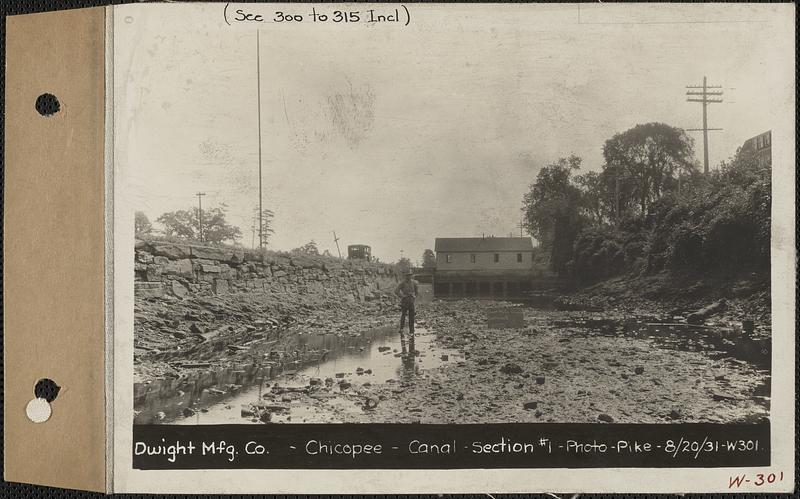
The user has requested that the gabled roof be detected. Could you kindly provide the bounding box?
[435,237,534,252]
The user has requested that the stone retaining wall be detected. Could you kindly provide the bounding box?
[134,239,400,302]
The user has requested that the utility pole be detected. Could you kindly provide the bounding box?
[256,30,264,249]
[332,231,342,259]
[686,76,723,174]
[251,212,257,249]
[195,192,205,242]
[516,219,525,237]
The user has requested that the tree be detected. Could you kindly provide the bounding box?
[396,257,412,273]
[521,155,584,275]
[156,205,241,244]
[602,123,696,215]
[251,207,275,248]
[421,249,436,271]
[134,211,152,236]
[292,240,320,255]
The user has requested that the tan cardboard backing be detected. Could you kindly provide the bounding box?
[4,7,107,492]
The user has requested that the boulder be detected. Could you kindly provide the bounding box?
[291,256,324,269]
[163,259,194,278]
[150,243,191,259]
[170,280,189,298]
[212,278,229,294]
[191,246,230,261]
[500,363,523,375]
[134,281,164,298]
[687,299,728,325]
[597,413,614,423]
[523,401,538,410]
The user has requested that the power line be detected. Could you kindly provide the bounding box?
[685,76,724,174]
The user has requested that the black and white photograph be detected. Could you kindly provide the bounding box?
[125,3,785,431]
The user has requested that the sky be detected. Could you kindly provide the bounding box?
[114,3,794,263]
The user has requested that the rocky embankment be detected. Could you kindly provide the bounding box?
[134,239,401,383]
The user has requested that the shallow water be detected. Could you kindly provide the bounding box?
[173,325,462,424]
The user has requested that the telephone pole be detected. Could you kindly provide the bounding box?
[686,76,723,174]
[516,219,525,237]
[332,231,342,259]
[256,30,264,249]
[195,192,205,242]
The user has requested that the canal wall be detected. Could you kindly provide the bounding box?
[134,239,401,303]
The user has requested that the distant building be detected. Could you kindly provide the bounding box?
[741,130,771,168]
[433,236,535,298]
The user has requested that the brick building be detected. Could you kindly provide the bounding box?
[433,236,535,298]
[741,130,771,168]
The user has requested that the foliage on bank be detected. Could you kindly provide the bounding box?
[522,122,770,283]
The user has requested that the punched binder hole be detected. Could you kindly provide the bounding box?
[35,93,60,116]
[34,378,61,402]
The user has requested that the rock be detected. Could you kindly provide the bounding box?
[134,281,164,298]
[378,346,391,352]
[335,372,346,378]
[290,256,324,269]
[190,246,230,261]
[151,243,190,259]
[153,256,170,265]
[634,366,645,375]
[259,411,272,423]
[534,410,543,418]
[441,354,449,361]
[309,378,322,386]
[170,280,189,298]
[182,407,196,417]
[364,369,372,374]
[163,259,194,278]
[500,363,523,375]
[535,376,545,385]
[523,401,538,410]
[212,278,229,294]
[456,393,464,400]
[172,331,187,340]
[687,299,727,325]
[156,411,166,421]
[189,324,204,336]
[339,382,352,390]
[597,413,614,423]
[324,378,334,387]
[667,409,681,420]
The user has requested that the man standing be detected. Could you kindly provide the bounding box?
[395,271,419,337]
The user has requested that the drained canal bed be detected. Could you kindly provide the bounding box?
[167,325,463,424]
[134,301,771,425]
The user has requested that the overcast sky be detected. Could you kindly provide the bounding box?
[114,3,794,262]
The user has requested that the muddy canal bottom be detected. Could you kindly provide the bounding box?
[173,326,462,424]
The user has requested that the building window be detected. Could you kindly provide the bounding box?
[470,254,476,263]
[494,253,499,263]
[446,254,452,263]
[764,133,770,146]
[516,253,522,263]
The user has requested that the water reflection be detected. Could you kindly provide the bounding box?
[169,326,461,424]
